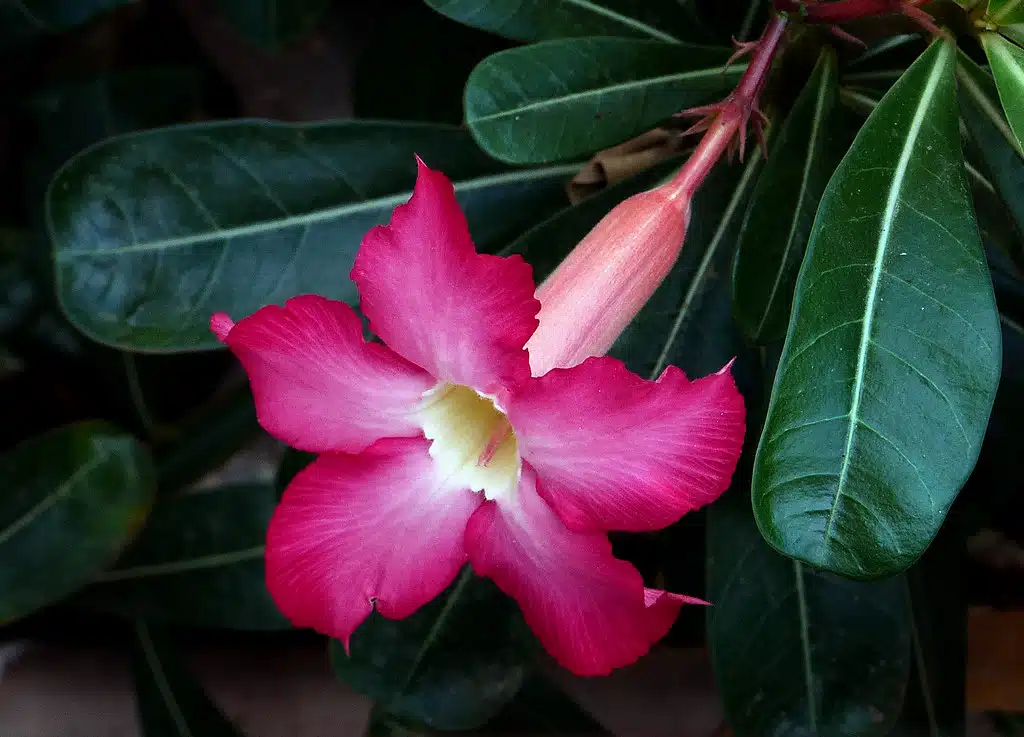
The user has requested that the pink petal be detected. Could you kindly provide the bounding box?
[213,295,434,453]
[265,437,482,649]
[509,357,745,532]
[351,158,539,394]
[465,468,690,676]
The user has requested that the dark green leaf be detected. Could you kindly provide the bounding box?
[708,464,911,737]
[154,391,260,494]
[424,0,699,43]
[0,422,155,624]
[753,38,1001,578]
[465,38,742,164]
[0,0,133,50]
[983,32,1024,151]
[733,48,841,343]
[48,121,575,352]
[987,0,1024,26]
[26,68,203,202]
[958,53,1024,265]
[891,522,966,737]
[353,3,511,125]
[78,484,287,630]
[131,621,242,737]
[213,0,332,48]
[331,569,531,731]
[847,34,926,74]
[365,673,610,735]
[694,0,767,43]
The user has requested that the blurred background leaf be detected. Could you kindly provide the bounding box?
[0,422,155,624]
[78,483,288,630]
[131,620,243,737]
[331,570,534,731]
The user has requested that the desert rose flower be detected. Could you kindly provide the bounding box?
[210,158,744,676]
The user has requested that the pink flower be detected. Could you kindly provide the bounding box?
[211,159,744,676]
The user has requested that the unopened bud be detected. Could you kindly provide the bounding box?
[525,181,691,376]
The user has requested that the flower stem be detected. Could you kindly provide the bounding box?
[668,14,788,200]
[773,0,934,25]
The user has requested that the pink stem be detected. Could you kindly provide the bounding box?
[667,14,788,199]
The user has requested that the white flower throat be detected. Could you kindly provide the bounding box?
[419,384,520,501]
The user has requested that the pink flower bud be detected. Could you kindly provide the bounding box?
[526,181,692,376]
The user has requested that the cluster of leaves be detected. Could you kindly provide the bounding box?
[2,0,1024,735]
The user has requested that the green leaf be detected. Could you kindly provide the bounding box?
[983,33,1024,154]
[78,484,287,630]
[0,422,155,624]
[753,38,1002,578]
[424,0,698,43]
[131,621,242,737]
[26,68,203,202]
[213,0,332,48]
[988,0,1024,26]
[366,674,611,735]
[733,48,841,343]
[47,120,576,352]
[465,38,743,164]
[0,0,133,50]
[958,53,1024,265]
[1001,23,1024,46]
[708,462,912,737]
[353,4,511,125]
[331,569,532,731]
[153,391,260,494]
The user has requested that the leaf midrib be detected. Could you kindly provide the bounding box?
[561,0,679,43]
[95,545,265,582]
[0,443,112,547]
[136,621,194,737]
[824,42,950,545]
[469,65,744,124]
[53,163,580,257]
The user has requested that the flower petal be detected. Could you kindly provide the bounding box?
[213,295,434,453]
[351,158,539,394]
[509,357,745,532]
[265,437,482,649]
[465,468,687,676]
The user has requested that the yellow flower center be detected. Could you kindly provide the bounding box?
[419,384,520,501]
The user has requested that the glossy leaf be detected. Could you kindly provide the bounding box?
[958,53,1024,264]
[424,0,697,43]
[708,461,911,737]
[753,38,1001,578]
[0,422,155,624]
[983,33,1024,153]
[79,484,287,630]
[331,569,532,731]
[987,0,1024,26]
[465,38,742,164]
[0,0,133,50]
[733,49,841,343]
[47,121,576,352]
[213,0,332,48]
[131,621,242,737]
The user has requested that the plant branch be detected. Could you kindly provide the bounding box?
[773,0,940,34]
[669,13,788,199]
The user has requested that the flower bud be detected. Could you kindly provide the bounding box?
[525,181,691,376]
